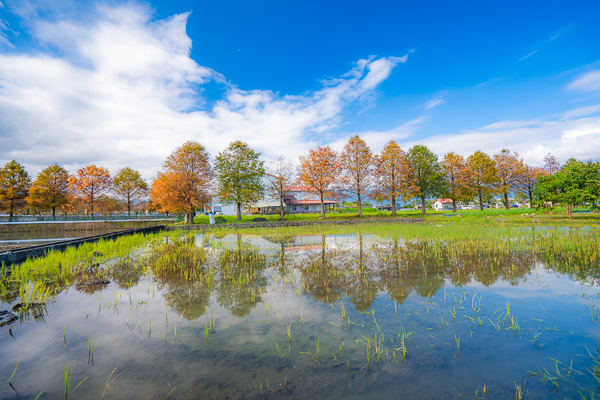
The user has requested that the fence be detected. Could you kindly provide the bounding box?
[0,213,173,223]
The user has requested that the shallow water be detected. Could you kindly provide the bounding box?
[1,231,600,399]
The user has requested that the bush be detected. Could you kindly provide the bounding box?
[214,216,227,224]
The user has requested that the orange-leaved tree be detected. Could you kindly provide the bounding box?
[440,152,472,213]
[466,151,498,211]
[150,141,213,224]
[68,164,112,216]
[27,164,70,219]
[340,135,376,217]
[494,149,523,210]
[371,141,416,216]
[519,164,546,208]
[298,146,342,218]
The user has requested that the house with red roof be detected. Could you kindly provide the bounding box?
[432,198,454,211]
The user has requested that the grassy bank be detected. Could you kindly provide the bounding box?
[187,207,600,226]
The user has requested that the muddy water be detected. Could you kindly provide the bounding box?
[1,232,599,399]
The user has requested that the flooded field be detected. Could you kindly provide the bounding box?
[1,224,600,399]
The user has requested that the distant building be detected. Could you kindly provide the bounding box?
[205,177,340,216]
[432,198,454,211]
[284,186,339,214]
[493,198,521,208]
[376,203,401,211]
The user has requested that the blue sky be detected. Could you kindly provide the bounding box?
[0,0,599,178]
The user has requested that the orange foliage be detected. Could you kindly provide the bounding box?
[298,146,342,218]
[519,164,546,206]
[340,135,375,217]
[371,141,416,215]
[68,164,112,215]
[440,152,472,212]
[493,149,523,210]
[149,141,213,223]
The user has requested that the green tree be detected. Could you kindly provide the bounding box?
[215,141,265,221]
[0,160,31,218]
[466,151,499,211]
[27,164,70,219]
[534,159,600,218]
[113,167,149,217]
[407,145,446,215]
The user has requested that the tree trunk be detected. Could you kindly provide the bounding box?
[9,198,14,218]
[320,192,325,219]
[421,196,426,215]
[128,194,131,218]
[567,204,572,219]
[357,191,362,217]
[452,200,457,213]
[358,232,363,270]
[236,202,242,221]
[528,188,533,209]
[321,234,326,266]
[391,195,396,216]
[504,191,510,210]
[478,191,484,211]
[52,206,56,220]
[279,184,285,221]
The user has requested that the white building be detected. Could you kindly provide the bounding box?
[432,198,454,211]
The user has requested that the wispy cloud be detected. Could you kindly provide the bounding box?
[518,27,564,62]
[330,116,427,152]
[0,2,408,178]
[568,70,600,93]
[423,91,447,110]
[519,49,538,62]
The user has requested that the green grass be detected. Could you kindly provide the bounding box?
[188,209,429,224]
[184,206,600,225]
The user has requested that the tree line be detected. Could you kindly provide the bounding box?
[1,136,598,222]
[0,163,148,219]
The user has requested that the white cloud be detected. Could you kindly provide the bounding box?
[423,91,447,110]
[329,116,427,152]
[402,105,600,165]
[568,70,600,93]
[0,3,407,179]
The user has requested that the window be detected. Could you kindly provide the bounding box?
[214,206,222,212]
[304,204,310,211]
